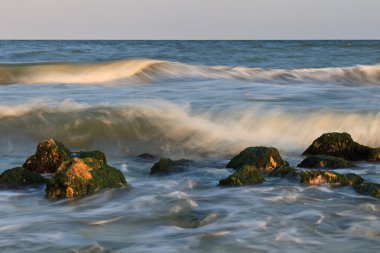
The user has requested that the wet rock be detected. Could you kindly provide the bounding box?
[137,153,157,160]
[0,167,47,188]
[303,132,373,161]
[300,170,363,186]
[354,182,380,198]
[150,158,192,175]
[45,157,128,199]
[72,150,107,165]
[219,165,265,186]
[298,155,355,169]
[23,139,72,173]
[368,148,380,162]
[226,146,288,172]
[269,166,299,178]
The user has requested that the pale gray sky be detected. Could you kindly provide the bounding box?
[0,0,379,39]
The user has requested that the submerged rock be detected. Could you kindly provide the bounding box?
[269,166,299,178]
[23,139,72,173]
[138,153,157,160]
[150,158,192,175]
[298,155,355,169]
[45,157,128,199]
[0,167,47,188]
[226,146,288,172]
[354,182,380,198]
[303,132,373,161]
[300,170,363,186]
[219,165,265,186]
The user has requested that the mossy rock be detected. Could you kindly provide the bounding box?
[219,165,265,186]
[303,132,373,161]
[269,166,299,178]
[298,155,355,169]
[300,170,363,186]
[368,148,380,162]
[354,182,380,198]
[226,146,288,172]
[0,167,48,188]
[45,157,128,199]
[23,139,72,173]
[71,150,107,165]
[150,158,192,175]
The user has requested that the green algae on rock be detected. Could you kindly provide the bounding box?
[303,132,373,161]
[150,158,192,175]
[23,139,72,173]
[226,146,288,172]
[269,166,299,178]
[298,155,355,169]
[219,165,265,186]
[45,157,128,199]
[72,150,107,165]
[354,182,380,198]
[300,170,363,186]
[0,167,47,188]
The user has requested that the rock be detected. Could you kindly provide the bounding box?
[368,148,380,162]
[303,132,373,161]
[72,150,107,165]
[269,166,299,178]
[354,182,380,198]
[300,170,363,186]
[45,157,128,199]
[137,153,157,160]
[23,139,72,173]
[226,146,288,172]
[0,167,47,188]
[297,155,355,169]
[219,165,265,186]
[150,158,192,175]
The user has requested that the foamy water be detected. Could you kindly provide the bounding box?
[0,40,379,253]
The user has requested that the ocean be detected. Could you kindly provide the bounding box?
[0,40,379,252]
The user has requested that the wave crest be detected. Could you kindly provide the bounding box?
[0,59,380,85]
[0,101,378,157]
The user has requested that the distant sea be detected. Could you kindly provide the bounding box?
[0,40,379,253]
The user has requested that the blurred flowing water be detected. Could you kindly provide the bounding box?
[0,40,379,252]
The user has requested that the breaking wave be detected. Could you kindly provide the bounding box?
[0,100,378,157]
[0,59,380,85]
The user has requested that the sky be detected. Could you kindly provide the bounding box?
[0,0,379,39]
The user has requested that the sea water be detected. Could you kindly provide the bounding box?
[0,40,379,252]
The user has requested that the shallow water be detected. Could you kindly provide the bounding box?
[0,40,379,252]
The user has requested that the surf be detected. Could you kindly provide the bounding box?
[0,100,378,157]
[0,59,380,85]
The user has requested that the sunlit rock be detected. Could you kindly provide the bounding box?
[226,146,288,172]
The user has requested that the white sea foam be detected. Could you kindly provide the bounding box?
[0,100,378,157]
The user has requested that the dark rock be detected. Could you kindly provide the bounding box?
[368,148,380,162]
[300,170,363,186]
[298,155,355,169]
[226,146,288,172]
[219,165,265,186]
[23,139,72,173]
[303,132,373,161]
[150,158,192,175]
[45,157,128,199]
[0,167,47,188]
[269,166,299,178]
[138,153,157,160]
[354,182,380,198]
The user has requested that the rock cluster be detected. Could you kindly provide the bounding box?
[0,139,128,199]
